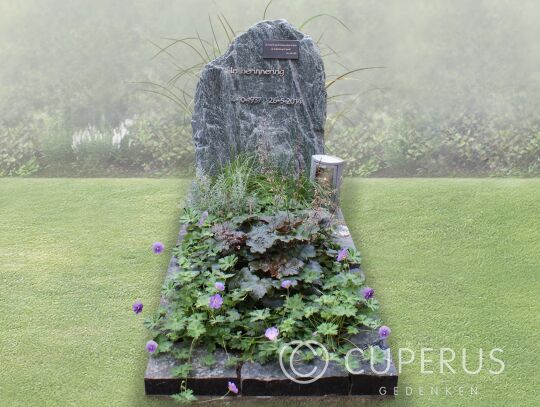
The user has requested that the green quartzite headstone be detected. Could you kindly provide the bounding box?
[191,19,326,175]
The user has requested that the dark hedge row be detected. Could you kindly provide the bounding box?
[2,110,538,177]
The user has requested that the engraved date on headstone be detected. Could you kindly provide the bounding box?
[231,96,303,105]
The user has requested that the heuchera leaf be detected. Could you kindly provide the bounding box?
[246,225,278,253]
[279,258,304,276]
[260,211,302,233]
[298,244,316,259]
[238,268,272,300]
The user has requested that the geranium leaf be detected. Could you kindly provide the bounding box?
[300,260,323,283]
[218,254,237,270]
[249,308,271,322]
[187,319,206,339]
[171,364,193,378]
[317,322,339,336]
[201,354,217,367]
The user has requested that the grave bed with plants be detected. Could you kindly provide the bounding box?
[143,159,397,401]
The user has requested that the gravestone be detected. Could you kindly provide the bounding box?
[146,19,399,398]
[191,19,326,175]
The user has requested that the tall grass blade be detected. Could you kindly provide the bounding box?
[299,14,352,32]
[263,0,274,20]
[217,14,232,43]
[319,43,340,58]
[327,93,353,101]
[196,30,211,62]
[220,13,236,39]
[209,15,221,55]
[325,67,384,89]
[167,63,204,86]
[153,37,208,63]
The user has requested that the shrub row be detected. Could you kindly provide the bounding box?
[1,110,539,177]
[0,113,195,177]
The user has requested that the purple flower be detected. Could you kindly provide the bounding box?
[215,282,225,292]
[227,381,239,394]
[265,326,279,341]
[209,293,223,309]
[281,280,292,289]
[198,210,209,227]
[146,340,158,353]
[152,242,164,254]
[132,299,143,314]
[362,287,375,300]
[337,248,348,262]
[378,326,391,339]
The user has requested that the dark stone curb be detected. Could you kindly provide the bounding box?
[145,349,238,396]
[145,211,398,397]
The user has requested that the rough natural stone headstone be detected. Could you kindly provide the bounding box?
[192,19,326,175]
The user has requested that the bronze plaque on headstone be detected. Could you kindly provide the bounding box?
[263,39,300,59]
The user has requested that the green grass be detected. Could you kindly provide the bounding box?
[0,178,538,407]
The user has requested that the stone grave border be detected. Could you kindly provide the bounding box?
[144,210,398,398]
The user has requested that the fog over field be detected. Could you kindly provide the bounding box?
[1,0,539,176]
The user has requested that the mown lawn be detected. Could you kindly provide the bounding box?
[0,178,538,407]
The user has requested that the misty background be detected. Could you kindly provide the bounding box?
[1,0,539,176]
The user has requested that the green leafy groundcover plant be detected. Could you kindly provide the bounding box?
[144,163,389,401]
